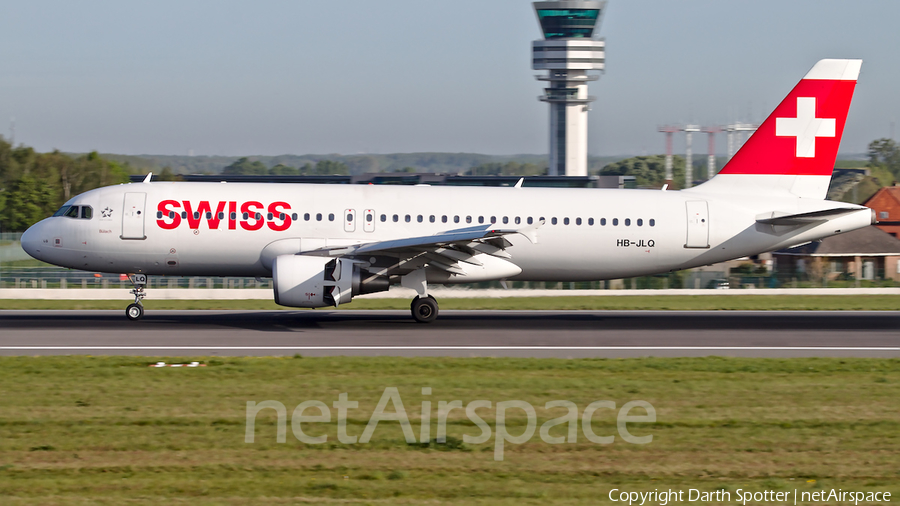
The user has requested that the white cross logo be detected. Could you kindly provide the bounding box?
[775,97,836,158]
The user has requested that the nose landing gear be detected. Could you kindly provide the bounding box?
[126,274,147,321]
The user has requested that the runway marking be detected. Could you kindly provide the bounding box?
[1,346,899,351]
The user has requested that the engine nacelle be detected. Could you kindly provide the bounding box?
[272,255,389,308]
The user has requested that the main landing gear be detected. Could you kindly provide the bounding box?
[126,274,147,321]
[401,269,438,323]
[410,295,439,324]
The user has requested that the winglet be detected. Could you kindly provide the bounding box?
[514,178,524,188]
[142,172,153,183]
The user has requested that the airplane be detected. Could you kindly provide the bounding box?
[21,59,873,323]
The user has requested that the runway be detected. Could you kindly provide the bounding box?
[0,309,898,357]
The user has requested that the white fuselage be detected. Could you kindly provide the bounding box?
[22,181,872,282]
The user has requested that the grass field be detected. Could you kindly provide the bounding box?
[0,356,897,504]
[0,294,900,311]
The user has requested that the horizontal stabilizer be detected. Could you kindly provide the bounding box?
[755,208,861,226]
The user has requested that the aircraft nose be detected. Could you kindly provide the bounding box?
[20,223,44,260]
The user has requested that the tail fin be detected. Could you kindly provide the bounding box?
[696,59,861,199]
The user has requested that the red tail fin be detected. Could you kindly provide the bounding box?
[719,59,860,177]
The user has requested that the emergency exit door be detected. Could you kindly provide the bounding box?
[685,201,709,248]
[121,192,147,240]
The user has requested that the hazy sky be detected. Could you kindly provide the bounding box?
[1,0,898,157]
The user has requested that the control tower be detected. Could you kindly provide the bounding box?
[533,1,606,176]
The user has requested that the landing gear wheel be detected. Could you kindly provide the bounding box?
[126,303,144,321]
[411,296,438,324]
[126,274,148,321]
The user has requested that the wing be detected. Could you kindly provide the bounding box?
[302,222,543,275]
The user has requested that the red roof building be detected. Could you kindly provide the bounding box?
[863,185,900,237]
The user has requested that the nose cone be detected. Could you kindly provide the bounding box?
[21,222,44,260]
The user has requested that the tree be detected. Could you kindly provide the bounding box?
[0,142,130,231]
[0,176,57,232]
[312,160,349,175]
[222,157,268,175]
[269,164,299,175]
[599,155,686,189]
[156,166,181,181]
[867,138,900,180]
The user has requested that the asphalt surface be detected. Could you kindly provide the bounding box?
[0,309,898,357]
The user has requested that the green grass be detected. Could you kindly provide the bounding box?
[0,356,898,504]
[0,294,899,311]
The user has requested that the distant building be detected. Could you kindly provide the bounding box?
[863,185,900,237]
[773,226,900,281]
[131,173,635,188]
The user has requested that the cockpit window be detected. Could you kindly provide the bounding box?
[55,205,93,219]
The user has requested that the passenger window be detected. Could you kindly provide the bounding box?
[478,216,484,224]
[442,215,448,223]
[613,218,619,226]
[515,217,520,225]
[637,218,643,226]
[405,215,411,223]
[182,212,188,219]
[417,215,423,223]
[304,213,310,221]
[366,213,373,222]
[625,218,631,226]
[430,215,435,223]
[393,214,399,222]
[527,217,533,225]
[551,217,558,225]
[503,217,509,224]
[454,216,460,223]
[264,212,270,221]
[576,218,581,225]
[649,219,656,227]
[380,214,386,222]
[564,218,570,225]
[291,213,298,220]
[600,218,606,226]
[219,212,225,220]
[172,212,177,219]
[588,218,594,226]
[328,213,335,221]
[316,213,322,221]
[243,213,249,220]
[157,211,163,219]
[466,216,472,223]
[256,213,262,220]
[279,213,286,220]
[490,216,496,224]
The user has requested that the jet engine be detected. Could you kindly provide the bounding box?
[272,255,389,308]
